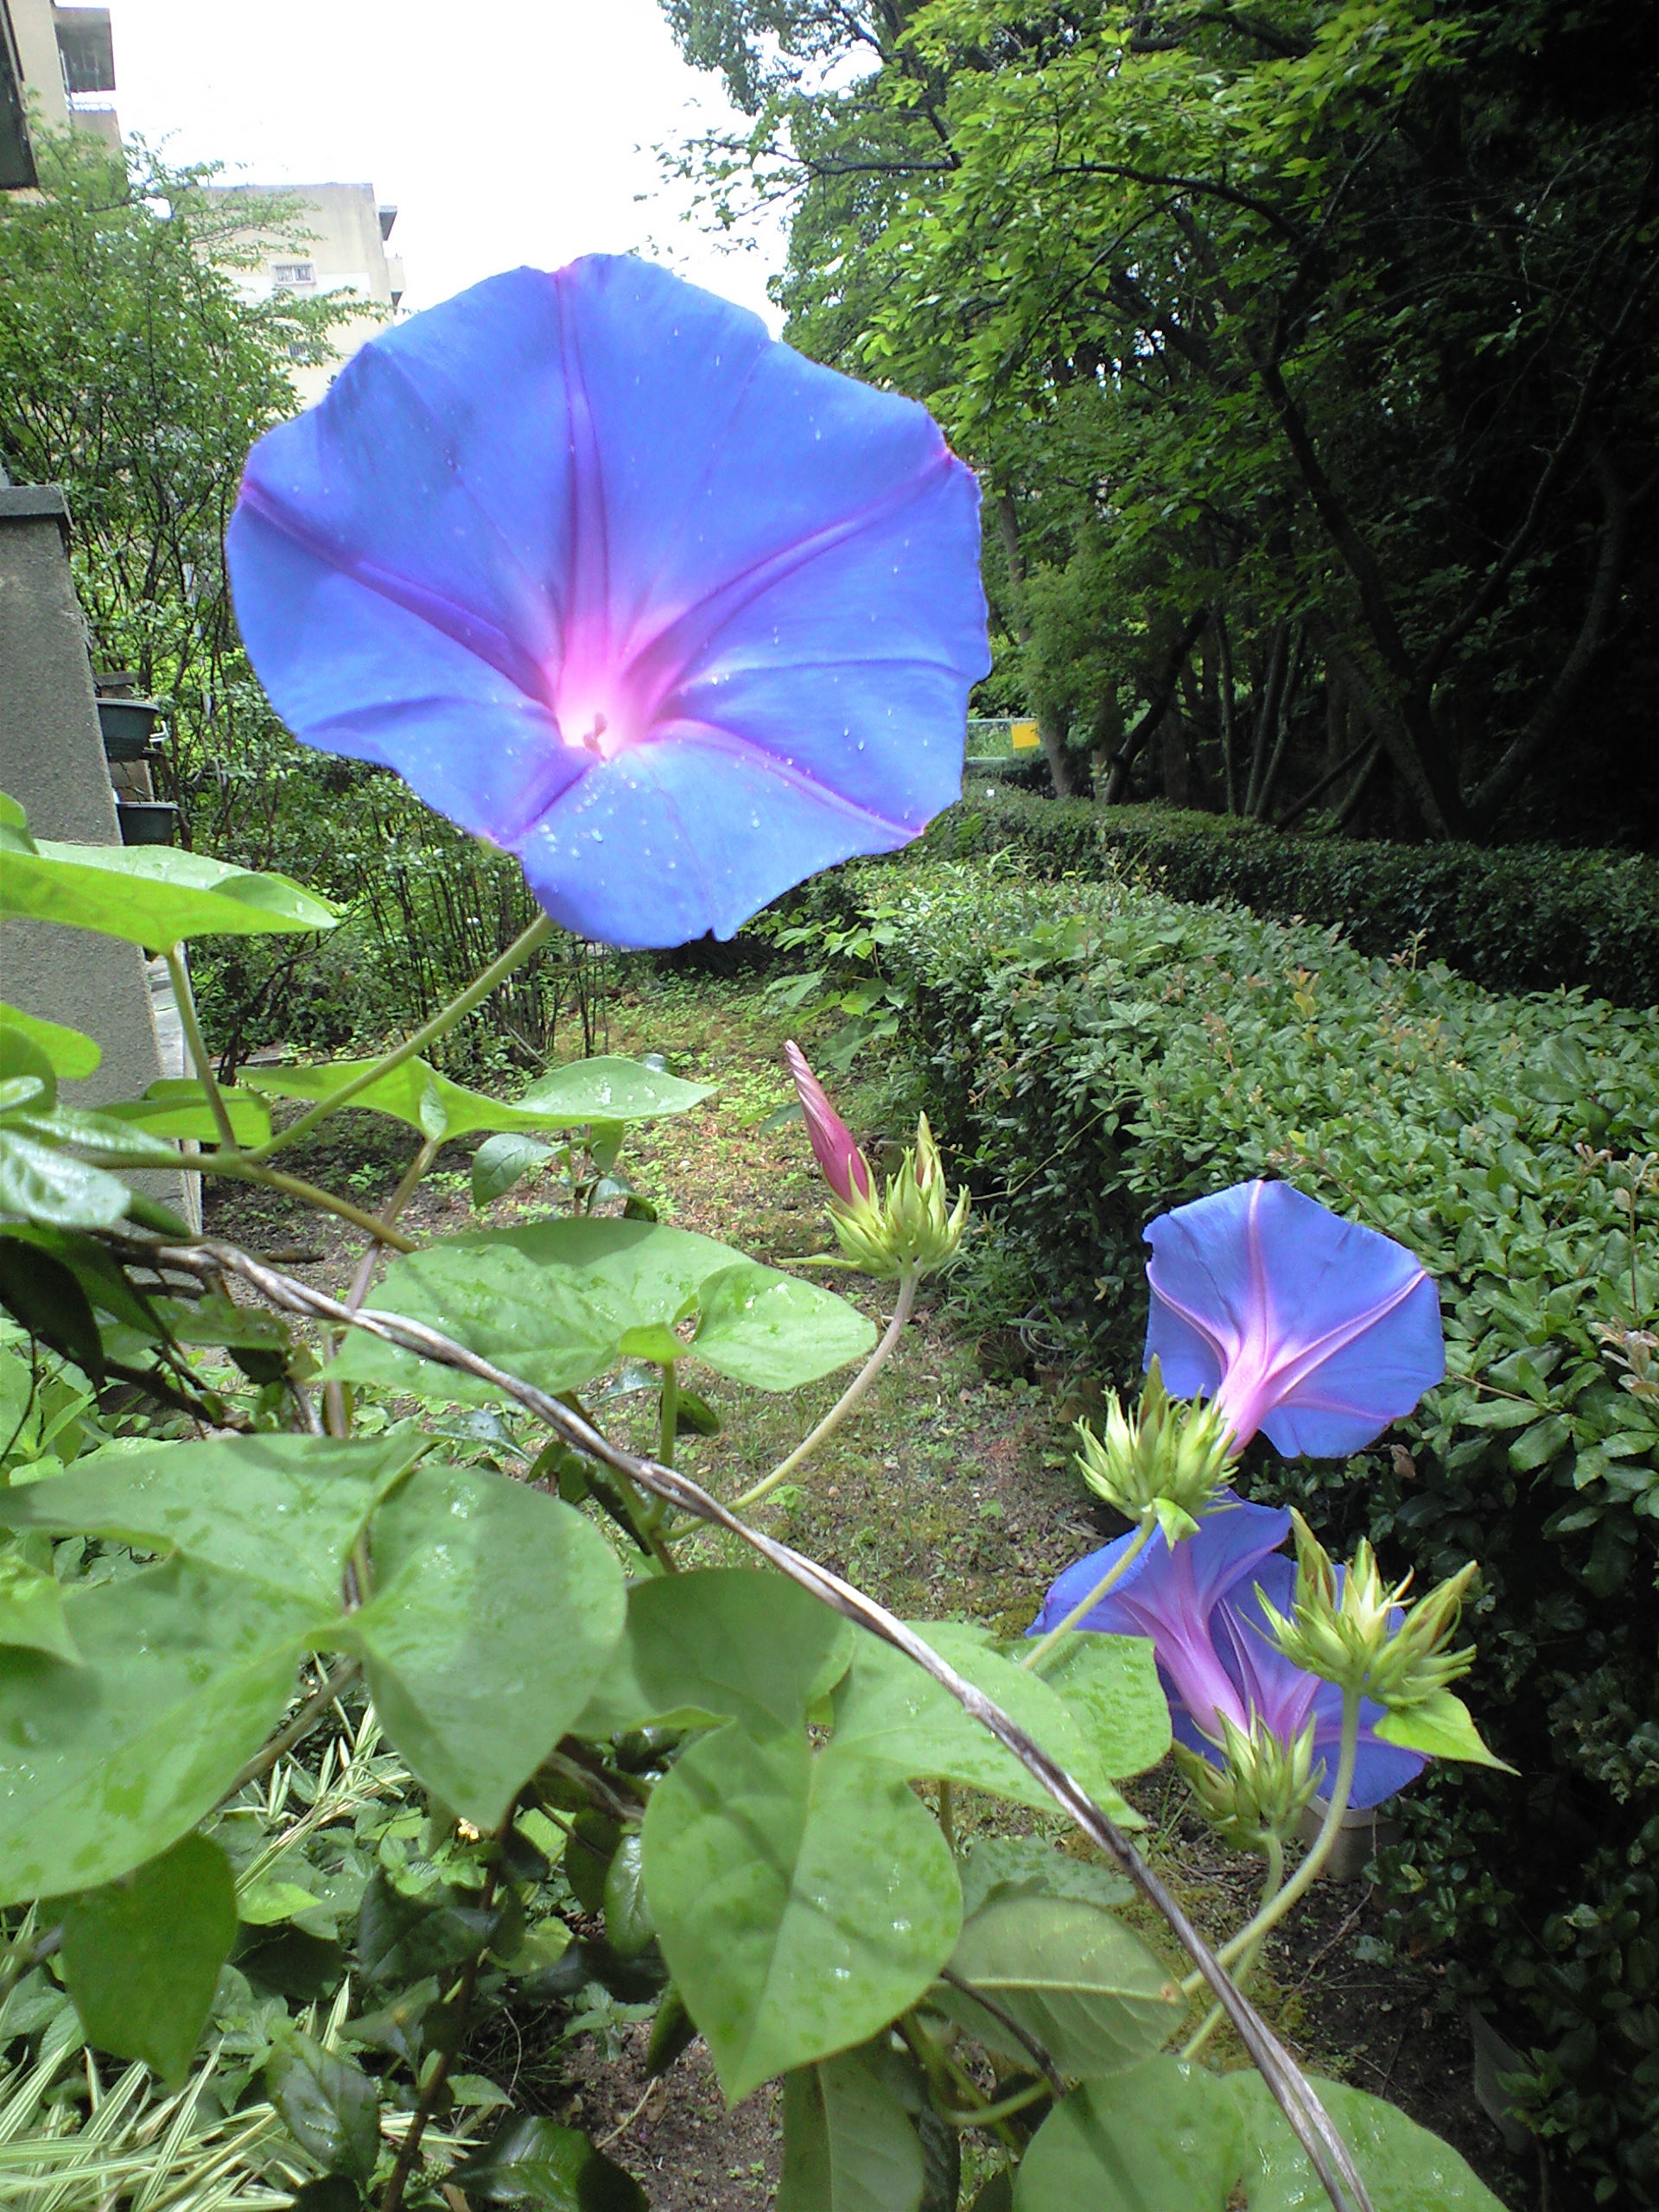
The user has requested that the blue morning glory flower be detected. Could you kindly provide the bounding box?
[226,257,990,948]
[1144,1179,1446,1457]
[1032,1506,1427,1808]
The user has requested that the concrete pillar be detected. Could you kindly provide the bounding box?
[0,481,199,1226]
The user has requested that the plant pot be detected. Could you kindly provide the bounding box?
[1294,1795,1399,1883]
[98,696,164,760]
[117,799,177,846]
[1466,2005,1533,2153]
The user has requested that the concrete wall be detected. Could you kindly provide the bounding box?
[0,486,197,1224]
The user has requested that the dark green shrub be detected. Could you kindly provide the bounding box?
[887,857,1659,2204]
[929,790,1659,1007]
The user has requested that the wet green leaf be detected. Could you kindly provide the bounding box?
[0,832,338,946]
[644,1725,961,2101]
[325,1219,874,1404]
[448,2115,646,2210]
[1014,2059,1508,2209]
[247,1052,709,1142]
[338,1461,626,1826]
[0,1557,312,1902]
[935,1893,1181,2077]
[572,1568,853,1741]
[779,2043,925,2212]
[0,1433,429,1611]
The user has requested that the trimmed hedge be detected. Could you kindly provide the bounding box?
[884,857,1659,2204]
[929,788,1659,1007]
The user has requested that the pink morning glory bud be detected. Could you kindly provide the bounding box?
[785,1040,873,1205]
[1143,1179,1446,1457]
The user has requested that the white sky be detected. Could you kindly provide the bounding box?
[103,0,787,327]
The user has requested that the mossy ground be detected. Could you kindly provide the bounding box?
[206,963,1538,2212]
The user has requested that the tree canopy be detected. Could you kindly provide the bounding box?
[0,134,348,855]
[666,0,1659,843]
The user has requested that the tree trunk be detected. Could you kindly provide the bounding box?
[1217,608,1239,815]
[1102,603,1211,804]
[994,490,1075,798]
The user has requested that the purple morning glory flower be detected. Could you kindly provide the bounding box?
[1144,1179,1446,1457]
[226,257,990,950]
[1030,1511,1427,1810]
[1031,1497,1292,1740]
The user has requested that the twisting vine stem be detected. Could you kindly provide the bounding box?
[123,1230,1376,2212]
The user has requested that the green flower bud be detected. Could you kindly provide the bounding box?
[826,1112,969,1281]
[1259,1510,1478,1708]
[1174,1713,1320,1853]
[1074,1358,1238,1542]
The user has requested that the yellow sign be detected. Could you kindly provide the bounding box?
[1010,719,1040,751]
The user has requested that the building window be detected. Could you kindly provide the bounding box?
[271,260,317,290]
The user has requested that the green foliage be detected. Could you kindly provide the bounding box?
[0,803,339,947]
[935,1893,1180,2077]
[1014,2059,1508,2209]
[778,2042,927,2212]
[886,853,1659,2199]
[0,134,348,855]
[448,2114,648,2209]
[325,1219,878,1403]
[671,0,1659,842]
[932,788,1659,1006]
[60,1834,238,2082]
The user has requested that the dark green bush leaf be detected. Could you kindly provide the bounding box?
[267,2031,380,2183]
[448,2115,646,2210]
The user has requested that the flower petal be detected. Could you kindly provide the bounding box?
[1143,1180,1445,1456]
[784,1041,871,1204]
[227,257,989,950]
[1028,1497,1290,1738]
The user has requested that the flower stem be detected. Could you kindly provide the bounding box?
[164,942,238,1148]
[184,1154,420,1249]
[735,1267,918,1510]
[1021,1510,1157,1670]
[324,1136,442,1436]
[380,1853,502,2212]
[1181,1833,1285,2063]
[1182,1686,1362,1995]
[248,912,556,1162]
[658,1361,679,1469]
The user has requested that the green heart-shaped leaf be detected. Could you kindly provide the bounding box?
[0,835,338,946]
[934,1892,1181,2078]
[337,1461,626,1827]
[327,1218,875,1402]
[60,1833,238,2082]
[643,1725,961,2101]
[246,1052,710,1141]
[1013,2059,1508,2210]
[0,1557,315,1902]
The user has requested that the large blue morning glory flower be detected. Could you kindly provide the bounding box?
[226,257,990,948]
[1031,1507,1427,1809]
[1144,1179,1446,1458]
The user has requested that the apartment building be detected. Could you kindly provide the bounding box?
[209,181,407,405]
[0,0,117,186]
